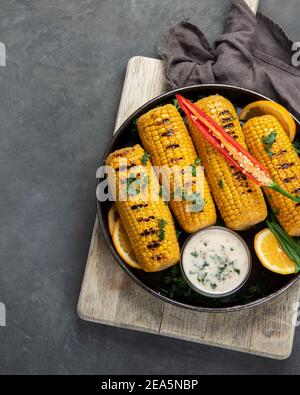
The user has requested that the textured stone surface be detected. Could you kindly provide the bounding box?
[0,0,300,374]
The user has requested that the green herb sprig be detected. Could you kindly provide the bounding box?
[126,177,140,196]
[164,266,193,300]
[191,157,201,177]
[141,152,151,166]
[263,131,277,157]
[126,174,148,196]
[163,266,222,305]
[157,219,167,241]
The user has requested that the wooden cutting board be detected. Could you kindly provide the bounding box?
[78,1,300,359]
[78,55,300,360]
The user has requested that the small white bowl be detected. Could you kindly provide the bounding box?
[180,226,252,298]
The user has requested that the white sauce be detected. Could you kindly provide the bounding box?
[182,228,250,296]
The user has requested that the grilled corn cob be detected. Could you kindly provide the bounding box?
[137,104,216,233]
[106,144,180,272]
[243,115,300,236]
[189,95,267,231]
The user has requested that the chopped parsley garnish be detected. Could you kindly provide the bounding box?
[126,177,140,196]
[126,174,148,196]
[127,177,136,186]
[191,157,202,177]
[200,273,208,284]
[195,157,202,166]
[157,219,167,241]
[219,265,227,273]
[263,131,277,157]
[189,246,241,288]
[211,283,217,290]
[218,178,224,189]
[141,152,151,166]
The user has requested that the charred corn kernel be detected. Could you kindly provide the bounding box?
[137,104,216,233]
[106,144,180,272]
[243,115,300,236]
[189,95,267,231]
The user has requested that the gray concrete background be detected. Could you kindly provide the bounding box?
[1,0,300,375]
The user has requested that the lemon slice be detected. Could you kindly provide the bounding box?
[108,204,119,236]
[112,218,142,270]
[240,100,296,141]
[254,228,296,275]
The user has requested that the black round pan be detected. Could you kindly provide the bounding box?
[97,84,300,313]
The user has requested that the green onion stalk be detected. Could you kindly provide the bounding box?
[266,213,300,273]
[269,182,300,204]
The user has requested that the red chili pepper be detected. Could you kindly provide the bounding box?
[176,94,300,204]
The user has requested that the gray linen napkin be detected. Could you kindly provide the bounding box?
[160,0,300,119]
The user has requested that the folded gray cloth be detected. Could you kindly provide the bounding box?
[160,0,300,119]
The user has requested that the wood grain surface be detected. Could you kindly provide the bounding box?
[78,0,300,360]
